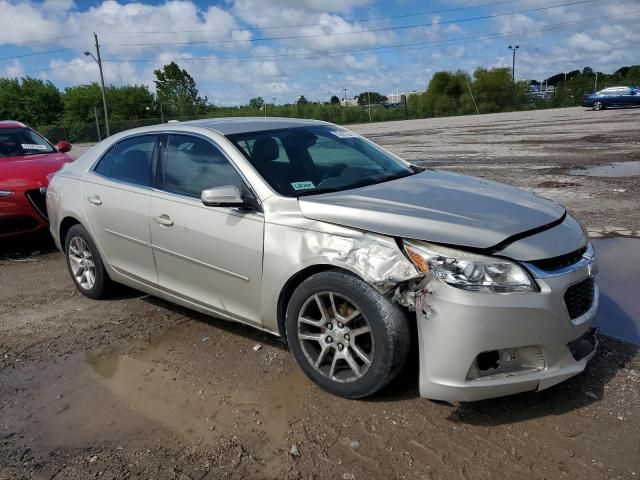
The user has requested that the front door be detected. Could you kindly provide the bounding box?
[83,134,158,285]
[150,133,264,325]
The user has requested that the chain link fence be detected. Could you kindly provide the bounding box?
[35,89,591,144]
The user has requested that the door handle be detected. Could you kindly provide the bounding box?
[87,195,102,206]
[153,214,174,227]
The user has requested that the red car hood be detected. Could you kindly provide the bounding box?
[0,152,73,191]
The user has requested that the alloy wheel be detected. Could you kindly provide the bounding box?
[297,292,375,383]
[593,101,603,111]
[68,236,96,290]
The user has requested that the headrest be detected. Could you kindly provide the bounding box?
[252,137,279,162]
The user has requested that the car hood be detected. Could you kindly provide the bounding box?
[298,170,566,250]
[0,152,72,190]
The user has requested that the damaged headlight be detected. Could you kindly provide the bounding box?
[403,240,536,293]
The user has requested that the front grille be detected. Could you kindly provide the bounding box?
[0,216,39,235]
[564,278,595,319]
[25,189,48,219]
[530,246,587,272]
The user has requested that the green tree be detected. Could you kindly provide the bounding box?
[0,77,62,126]
[330,95,341,104]
[356,91,387,105]
[154,62,206,117]
[248,97,264,110]
[62,83,102,125]
[297,95,309,105]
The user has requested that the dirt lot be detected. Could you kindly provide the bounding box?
[1,106,639,480]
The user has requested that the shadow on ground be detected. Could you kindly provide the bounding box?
[0,232,56,257]
[450,336,638,426]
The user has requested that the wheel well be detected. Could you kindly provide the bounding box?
[277,265,357,340]
[59,217,81,249]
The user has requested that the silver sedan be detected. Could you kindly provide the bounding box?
[47,118,598,401]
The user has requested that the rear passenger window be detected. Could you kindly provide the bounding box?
[93,146,114,177]
[110,135,156,187]
[161,135,245,198]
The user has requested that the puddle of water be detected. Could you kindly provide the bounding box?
[593,238,640,345]
[569,161,640,177]
[1,343,309,456]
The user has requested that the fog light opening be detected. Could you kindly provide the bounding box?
[467,346,545,380]
[476,350,500,372]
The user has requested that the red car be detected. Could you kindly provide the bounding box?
[0,120,74,238]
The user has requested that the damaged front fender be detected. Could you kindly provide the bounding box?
[260,198,423,332]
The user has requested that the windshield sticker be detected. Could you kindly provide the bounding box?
[291,181,316,191]
[330,130,359,139]
[21,144,48,150]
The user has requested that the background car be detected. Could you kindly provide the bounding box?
[582,86,640,110]
[0,120,73,238]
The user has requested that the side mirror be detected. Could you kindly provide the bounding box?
[57,141,72,153]
[201,185,244,207]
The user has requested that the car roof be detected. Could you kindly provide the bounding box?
[0,120,26,129]
[179,117,330,135]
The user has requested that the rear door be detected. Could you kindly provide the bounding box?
[83,134,158,285]
[149,133,264,325]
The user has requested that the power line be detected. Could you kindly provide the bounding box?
[20,60,93,75]
[0,0,549,48]
[101,9,637,66]
[0,34,81,48]
[0,48,74,62]
[102,0,531,35]
[104,0,601,47]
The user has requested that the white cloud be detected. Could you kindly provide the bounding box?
[0,1,64,44]
[0,60,25,78]
[492,13,543,37]
[567,33,609,53]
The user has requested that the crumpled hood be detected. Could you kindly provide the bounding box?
[298,170,566,250]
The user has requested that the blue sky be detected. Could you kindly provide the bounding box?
[0,0,638,105]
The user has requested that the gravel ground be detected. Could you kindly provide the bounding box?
[1,106,639,480]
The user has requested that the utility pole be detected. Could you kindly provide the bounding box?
[594,71,598,91]
[343,88,348,105]
[508,45,519,83]
[367,91,372,123]
[84,33,110,136]
[94,106,101,141]
[464,77,480,115]
[272,97,276,116]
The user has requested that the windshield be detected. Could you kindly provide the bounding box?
[227,125,415,197]
[0,128,56,158]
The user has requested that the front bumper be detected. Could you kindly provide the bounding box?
[416,259,598,402]
[0,189,48,238]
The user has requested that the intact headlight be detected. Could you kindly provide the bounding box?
[403,240,536,293]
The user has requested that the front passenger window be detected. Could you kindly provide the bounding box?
[162,135,245,198]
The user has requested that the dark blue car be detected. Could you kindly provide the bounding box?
[582,86,640,110]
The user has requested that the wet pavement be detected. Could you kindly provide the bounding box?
[593,238,640,345]
[569,160,640,177]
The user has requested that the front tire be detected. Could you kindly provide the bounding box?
[592,101,604,111]
[285,270,410,399]
[64,224,112,299]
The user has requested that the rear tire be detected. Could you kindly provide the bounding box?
[64,224,112,299]
[592,101,604,111]
[285,270,410,399]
